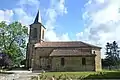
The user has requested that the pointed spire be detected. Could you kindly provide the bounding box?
[34,10,42,23]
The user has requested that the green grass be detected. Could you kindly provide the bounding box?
[86,71,120,79]
[43,72,95,78]
[38,71,120,79]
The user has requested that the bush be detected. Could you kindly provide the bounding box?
[0,52,13,69]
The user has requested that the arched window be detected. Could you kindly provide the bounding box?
[82,57,86,65]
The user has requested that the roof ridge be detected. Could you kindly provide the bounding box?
[35,41,101,49]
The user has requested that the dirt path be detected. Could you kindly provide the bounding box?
[0,70,40,80]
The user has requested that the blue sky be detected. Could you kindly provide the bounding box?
[0,0,87,40]
[1,0,120,58]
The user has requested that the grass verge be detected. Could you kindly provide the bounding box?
[37,71,120,79]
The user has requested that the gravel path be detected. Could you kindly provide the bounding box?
[0,70,40,80]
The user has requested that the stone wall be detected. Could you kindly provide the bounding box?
[93,48,102,71]
[33,48,54,69]
[36,48,54,56]
[40,26,46,41]
[31,47,101,71]
[51,56,95,71]
[26,43,34,68]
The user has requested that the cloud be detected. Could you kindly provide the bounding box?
[13,8,33,25]
[60,33,70,41]
[0,0,40,24]
[45,0,70,41]
[0,10,14,23]
[18,0,40,9]
[14,0,70,41]
[51,0,67,14]
[0,0,69,41]
[0,8,33,25]
[77,0,120,58]
[0,0,42,39]
[45,30,70,41]
[14,0,41,25]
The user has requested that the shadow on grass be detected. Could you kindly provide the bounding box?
[85,71,120,79]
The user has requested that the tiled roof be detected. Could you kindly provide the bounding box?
[49,49,96,57]
[34,41,101,48]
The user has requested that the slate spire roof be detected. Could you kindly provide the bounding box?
[34,10,42,23]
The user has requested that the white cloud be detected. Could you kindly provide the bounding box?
[96,0,105,3]
[18,0,40,8]
[0,0,39,25]
[13,8,33,25]
[45,31,70,41]
[0,0,69,41]
[60,33,70,41]
[14,0,41,25]
[45,0,69,41]
[45,30,59,41]
[77,0,120,58]
[0,0,41,37]
[19,0,39,5]
[0,10,14,23]
[51,0,67,14]
[56,0,68,14]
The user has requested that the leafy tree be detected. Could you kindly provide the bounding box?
[101,59,109,67]
[105,41,120,67]
[0,21,28,67]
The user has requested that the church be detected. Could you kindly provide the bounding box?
[26,11,102,71]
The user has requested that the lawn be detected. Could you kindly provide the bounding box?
[37,71,120,79]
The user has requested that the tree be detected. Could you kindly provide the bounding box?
[105,41,120,67]
[0,21,28,67]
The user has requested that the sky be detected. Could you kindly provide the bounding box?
[0,0,120,58]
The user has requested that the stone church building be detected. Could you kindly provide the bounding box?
[26,11,102,71]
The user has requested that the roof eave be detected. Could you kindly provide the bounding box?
[49,55,96,57]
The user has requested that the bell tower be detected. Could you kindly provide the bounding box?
[29,10,46,43]
[26,10,46,69]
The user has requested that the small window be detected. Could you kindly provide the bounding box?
[42,30,44,39]
[61,58,65,66]
[82,58,86,65]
